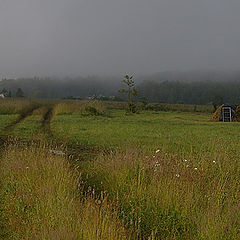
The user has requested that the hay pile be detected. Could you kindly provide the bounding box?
[211,104,240,122]
[233,106,240,122]
[211,104,224,122]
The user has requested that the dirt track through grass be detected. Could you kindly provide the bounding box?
[3,104,41,134]
[0,104,43,162]
[0,104,128,239]
[41,106,54,135]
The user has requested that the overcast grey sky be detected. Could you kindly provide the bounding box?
[0,0,240,78]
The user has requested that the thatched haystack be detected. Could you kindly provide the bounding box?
[233,106,240,122]
[211,104,240,122]
[211,104,224,122]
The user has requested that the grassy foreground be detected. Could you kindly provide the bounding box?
[0,142,127,240]
[80,147,239,239]
[0,99,239,239]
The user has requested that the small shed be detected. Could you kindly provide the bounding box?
[212,104,240,122]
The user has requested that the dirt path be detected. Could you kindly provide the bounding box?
[0,105,106,239]
[3,104,41,134]
[0,105,43,239]
[41,106,54,137]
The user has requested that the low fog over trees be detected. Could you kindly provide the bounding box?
[1,71,240,105]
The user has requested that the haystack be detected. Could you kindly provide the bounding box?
[211,104,240,122]
[211,104,224,122]
[233,106,240,122]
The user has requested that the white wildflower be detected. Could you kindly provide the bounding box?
[194,167,198,170]
[213,161,216,164]
[49,149,66,156]
[156,149,160,153]
[176,173,180,178]
[154,161,160,167]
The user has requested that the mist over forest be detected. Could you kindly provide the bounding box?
[1,1,240,106]
[1,70,240,105]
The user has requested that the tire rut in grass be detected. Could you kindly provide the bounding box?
[0,103,42,239]
[41,106,54,137]
[3,104,41,135]
[40,105,100,160]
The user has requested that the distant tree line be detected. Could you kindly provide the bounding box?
[137,80,240,105]
[1,71,240,105]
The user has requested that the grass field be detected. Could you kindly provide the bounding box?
[52,110,240,154]
[0,99,239,239]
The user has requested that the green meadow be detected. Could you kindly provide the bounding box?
[52,109,240,153]
[0,99,239,239]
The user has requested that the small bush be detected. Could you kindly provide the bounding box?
[125,103,138,114]
[84,106,99,115]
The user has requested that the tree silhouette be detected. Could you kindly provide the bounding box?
[119,75,138,113]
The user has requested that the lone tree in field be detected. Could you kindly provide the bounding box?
[119,74,138,113]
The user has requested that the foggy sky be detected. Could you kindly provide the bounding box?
[0,0,240,78]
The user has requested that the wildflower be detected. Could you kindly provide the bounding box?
[154,161,160,167]
[153,155,156,158]
[156,149,160,153]
[49,149,66,156]
[183,159,188,162]
[176,173,180,178]
[26,166,29,169]
[194,167,198,170]
[213,161,216,164]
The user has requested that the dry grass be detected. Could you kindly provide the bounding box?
[0,98,57,115]
[210,104,224,122]
[233,106,240,122]
[0,141,127,240]
[0,98,34,114]
[53,100,106,115]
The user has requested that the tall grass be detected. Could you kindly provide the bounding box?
[0,142,127,240]
[0,98,34,114]
[53,100,106,115]
[0,98,56,115]
[80,144,239,239]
